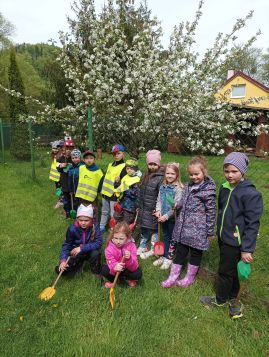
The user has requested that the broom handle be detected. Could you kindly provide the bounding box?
[158,222,161,241]
[52,256,71,288]
[112,256,125,288]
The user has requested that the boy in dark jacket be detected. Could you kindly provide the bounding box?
[57,139,74,218]
[200,152,263,319]
[56,204,102,276]
[68,149,83,214]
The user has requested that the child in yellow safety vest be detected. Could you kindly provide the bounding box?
[75,150,103,217]
[99,144,127,234]
[49,140,63,209]
[113,158,142,225]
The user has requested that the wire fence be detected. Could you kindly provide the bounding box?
[0,116,268,210]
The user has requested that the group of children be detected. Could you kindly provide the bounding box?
[49,141,263,319]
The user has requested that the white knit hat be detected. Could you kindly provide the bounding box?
[76,204,93,218]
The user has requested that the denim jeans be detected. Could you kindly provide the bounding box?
[99,197,115,231]
[162,219,175,258]
[139,227,158,250]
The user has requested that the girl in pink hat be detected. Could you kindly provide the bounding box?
[137,150,164,259]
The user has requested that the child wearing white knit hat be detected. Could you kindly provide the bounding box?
[56,204,103,277]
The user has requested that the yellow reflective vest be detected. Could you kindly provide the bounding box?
[101,162,125,197]
[49,158,60,182]
[114,174,140,199]
[75,165,103,202]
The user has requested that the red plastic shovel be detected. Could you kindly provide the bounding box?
[154,222,164,256]
[129,211,139,231]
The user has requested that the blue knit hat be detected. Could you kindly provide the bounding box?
[223,152,249,175]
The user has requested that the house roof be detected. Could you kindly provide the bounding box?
[224,71,269,94]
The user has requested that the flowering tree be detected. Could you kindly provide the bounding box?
[1,0,268,155]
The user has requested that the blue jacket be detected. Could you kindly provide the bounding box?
[59,220,103,261]
[68,162,84,193]
[216,179,263,253]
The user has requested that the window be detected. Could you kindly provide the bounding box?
[231,84,246,98]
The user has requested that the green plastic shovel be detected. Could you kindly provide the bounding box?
[70,193,77,219]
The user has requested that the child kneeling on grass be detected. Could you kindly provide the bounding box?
[200,152,263,319]
[56,204,102,276]
[102,221,142,288]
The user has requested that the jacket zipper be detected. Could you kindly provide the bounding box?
[220,188,233,239]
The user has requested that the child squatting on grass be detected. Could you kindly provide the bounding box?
[102,221,142,288]
[200,152,263,319]
[56,204,102,276]
[153,162,184,270]
[162,156,216,288]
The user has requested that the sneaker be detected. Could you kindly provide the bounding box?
[104,282,114,289]
[137,247,148,256]
[160,258,172,270]
[140,250,154,259]
[127,280,137,287]
[229,299,243,319]
[153,257,164,267]
[200,296,228,307]
[54,201,64,209]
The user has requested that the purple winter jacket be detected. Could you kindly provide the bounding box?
[169,176,216,253]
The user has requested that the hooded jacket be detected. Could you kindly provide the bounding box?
[59,220,102,262]
[105,240,139,276]
[68,162,84,193]
[216,179,263,253]
[170,176,216,251]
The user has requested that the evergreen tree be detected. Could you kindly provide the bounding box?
[8,48,30,160]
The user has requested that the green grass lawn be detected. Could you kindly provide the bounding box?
[1,152,269,356]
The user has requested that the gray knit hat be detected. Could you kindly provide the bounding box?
[71,149,81,158]
[223,152,249,175]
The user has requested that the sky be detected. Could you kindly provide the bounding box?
[1,0,269,54]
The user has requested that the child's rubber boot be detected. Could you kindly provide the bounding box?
[176,264,199,287]
[161,264,182,288]
[127,280,137,287]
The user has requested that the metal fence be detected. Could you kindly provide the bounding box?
[0,117,267,204]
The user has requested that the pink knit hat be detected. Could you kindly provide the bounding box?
[146,150,161,166]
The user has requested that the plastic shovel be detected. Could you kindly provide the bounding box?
[154,222,164,256]
[129,211,139,231]
[236,260,251,301]
[109,257,125,309]
[70,193,76,219]
[39,257,71,301]
[55,187,62,198]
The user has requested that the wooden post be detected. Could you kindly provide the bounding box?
[255,114,269,157]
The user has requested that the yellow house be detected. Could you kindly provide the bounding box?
[217,70,269,156]
[217,70,269,110]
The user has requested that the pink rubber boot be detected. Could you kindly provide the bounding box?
[176,264,199,287]
[161,264,182,288]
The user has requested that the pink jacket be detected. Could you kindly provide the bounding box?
[105,240,139,276]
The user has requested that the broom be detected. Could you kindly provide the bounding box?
[39,257,71,301]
